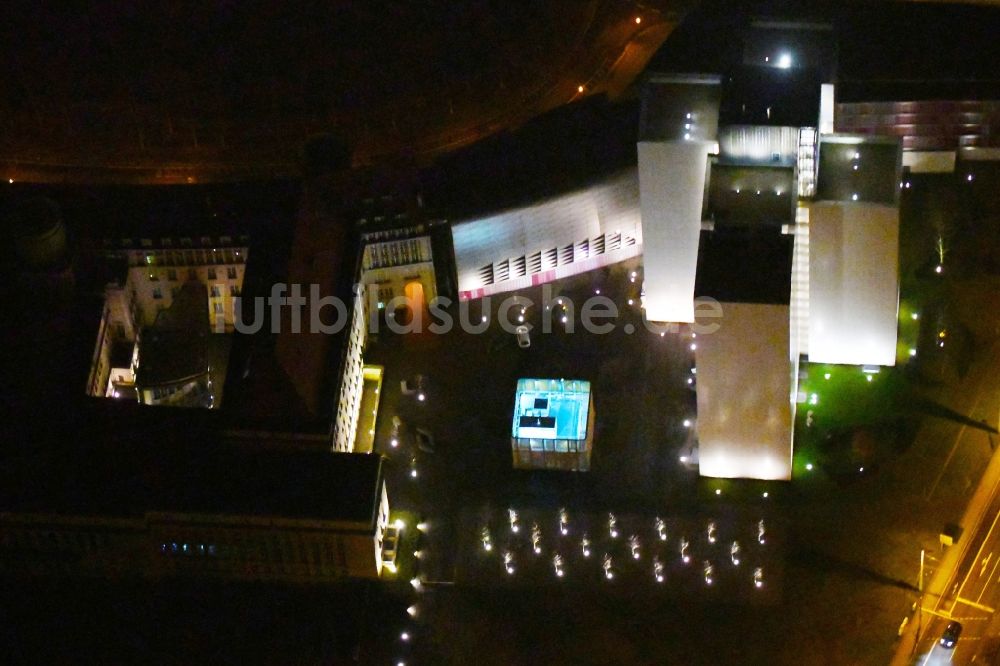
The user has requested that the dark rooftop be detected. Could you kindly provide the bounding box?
[719,65,821,127]
[695,226,793,305]
[706,163,796,227]
[0,441,384,526]
[815,136,901,205]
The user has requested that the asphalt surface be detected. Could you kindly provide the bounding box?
[893,342,1000,665]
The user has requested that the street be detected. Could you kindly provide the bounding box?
[892,341,1000,665]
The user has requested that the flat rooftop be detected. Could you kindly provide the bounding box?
[696,302,794,481]
[0,442,384,526]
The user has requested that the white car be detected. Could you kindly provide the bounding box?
[515,325,531,348]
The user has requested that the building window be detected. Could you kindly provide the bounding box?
[188,268,197,280]
[208,268,217,280]
[227,266,237,279]
[210,286,221,298]
[230,285,240,297]
[180,237,192,247]
[214,302,224,315]
[153,287,163,300]
[167,269,177,281]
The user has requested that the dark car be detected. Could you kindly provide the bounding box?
[939,621,962,649]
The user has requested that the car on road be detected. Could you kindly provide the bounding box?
[515,325,530,348]
[939,620,962,649]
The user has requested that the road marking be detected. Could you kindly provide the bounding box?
[978,556,1000,603]
[921,606,953,619]
[951,507,1000,614]
[983,552,994,576]
[955,596,997,613]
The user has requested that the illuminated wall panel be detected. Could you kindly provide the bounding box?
[451,170,642,298]
[808,202,899,366]
[638,141,712,323]
[696,302,793,481]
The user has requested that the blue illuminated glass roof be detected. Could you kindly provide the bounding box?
[512,378,591,441]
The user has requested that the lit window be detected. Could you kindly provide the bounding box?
[153,287,163,300]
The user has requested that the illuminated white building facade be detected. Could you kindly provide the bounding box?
[451,170,642,300]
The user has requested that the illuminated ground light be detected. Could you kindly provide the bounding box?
[935,265,943,274]
[394,519,405,531]
[762,491,769,499]
[410,577,423,591]
[754,567,764,588]
[823,373,831,380]
[635,16,641,24]
[808,393,819,405]
[417,393,425,402]
[400,632,410,642]
[577,85,585,93]
[416,522,428,532]
[777,52,792,68]
[909,348,917,357]
[805,462,814,471]
[410,469,418,478]
[682,419,692,428]
[866,375,873,383]
[690,343,697,351]
[715,489,721,496]
[406,605,418,617]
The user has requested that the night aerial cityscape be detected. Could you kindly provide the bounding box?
[3,1,1000,664]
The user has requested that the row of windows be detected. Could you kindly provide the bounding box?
[160,536,347,569]
[513,437,588,453]
[139,248,245,268]
[149,266,238,282]
[111,235,243,249]
[152,285,240,300]
[478,231,638,286]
